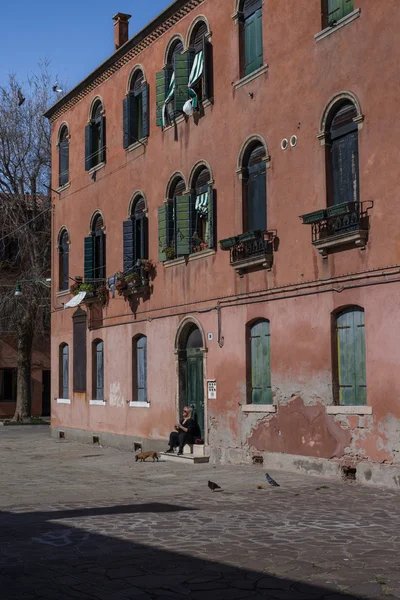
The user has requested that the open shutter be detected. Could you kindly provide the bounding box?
[84,236,94,283]
[343,0,354,17]
[123,96,130,149]
[100,116,106,163]
[62,245,69,290]
[136,336,147,403]
[175,194,195,256]
[98,232,106,280]
[174,52,192,113]
[59,140,69,186]
[141,83,150,138]
[202,36,212,101]
[158,205,168,262]
[156,71,168,127]
[85,124,92,171]
[206,187,215,249]
[250,321,272,404]
[123,219,135,274]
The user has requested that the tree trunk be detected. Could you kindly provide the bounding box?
[13,329,33,421]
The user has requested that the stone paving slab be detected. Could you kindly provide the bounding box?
[0,427,399,599]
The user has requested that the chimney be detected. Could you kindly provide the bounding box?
[113,13,131,50]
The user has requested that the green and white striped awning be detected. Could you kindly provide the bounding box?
[162,72,175,127]
[195,192,208,215]
[188,51,204,110]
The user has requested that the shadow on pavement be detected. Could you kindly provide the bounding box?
[0,502,369,600]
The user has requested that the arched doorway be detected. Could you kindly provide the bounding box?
[176,321,205,439]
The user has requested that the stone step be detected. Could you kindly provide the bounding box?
[159,452,209,464]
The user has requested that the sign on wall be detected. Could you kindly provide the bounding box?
[207,380,217,400]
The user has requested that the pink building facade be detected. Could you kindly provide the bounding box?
[46,0,400,487]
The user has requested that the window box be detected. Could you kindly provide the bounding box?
[220,236,239,250]
[221,230,276,277]
[301,201,373,257]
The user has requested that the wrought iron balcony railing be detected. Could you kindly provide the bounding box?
[300,201,373,256]
[220,230,276,276]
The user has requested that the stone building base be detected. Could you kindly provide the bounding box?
[51,426,400,490]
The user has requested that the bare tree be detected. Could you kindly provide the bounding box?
[0,64,52,420]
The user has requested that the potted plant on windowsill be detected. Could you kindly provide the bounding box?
[72,282,95,298]
[95,285,109,307]
[164,243,175,261]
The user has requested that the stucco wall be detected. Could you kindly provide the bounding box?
[50,0,400,469]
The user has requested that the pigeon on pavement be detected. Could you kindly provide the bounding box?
[265,473,280,487]
[208,480,221,492]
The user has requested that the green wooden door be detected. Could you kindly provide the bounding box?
[186,348,204,437]
[250,320,272,404]
[337,308,366,406]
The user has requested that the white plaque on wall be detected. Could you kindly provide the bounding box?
[207,380,217,400]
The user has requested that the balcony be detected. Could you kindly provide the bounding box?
[300,201,373,257]
[220,230,276,277]
[114,262,154,300]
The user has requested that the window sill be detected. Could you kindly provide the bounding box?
[126,138,148,153]
[129,401,150,408]
[326,405,372,415]
[57,182,71,193]
[315,9,361,42]
[163,99,212,132]
[88,162,105,176]
[242,404,277,413]
[164,249,216,268]
[89,400,106,406]
[233,64,269,90]
[56,289,70,298]
[56,398,71,405]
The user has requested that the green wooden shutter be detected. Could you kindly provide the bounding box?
[85,124,92,171]
[158,205,170,262]
[100,116,106,163]
[156,71,168,127]
[202,36,211,101]
[136,336,147,403]
[98,231,106,280]
[207,186,215,249]
[123,96,130,149]
[328,0,344,22]
[84,236,94,282]
[141,83,149,138]
[59,140,69,186]
[174,52,193,113]
[337,308,366,406]
[123,219,135,273]
[343,0,354,17]
[175,194,195,256]
[250,320,272,404]
[331,130,359,206]
[244,9,263,76]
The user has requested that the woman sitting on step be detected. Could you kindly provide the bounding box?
[166,406,200,455]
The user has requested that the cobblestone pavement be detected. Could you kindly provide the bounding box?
[0,427,399,599]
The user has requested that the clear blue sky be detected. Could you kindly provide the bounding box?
[0,0,172,90]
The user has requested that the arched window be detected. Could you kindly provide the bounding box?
[156,39,185,127]
[187,20,211,107]
[326,101,359,207]
[85,100,105,171]
[58,229,69,291]
[247,319,271,405]
[58,125,69,187]
[132,336,147,403]
[334,307,366,406]
[123,196,148,274]
[239,0,263,77]
[158,175,186,262]
[84,213,106,283]
[123,69,149,148]
[322,0,355,28]
[59,343,69,399]
[242,142,267,233]
[92,340,104,401]
[192,166,214,252]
